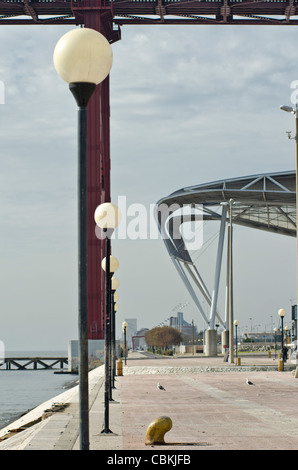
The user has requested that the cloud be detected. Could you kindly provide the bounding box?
[0,23,297,349]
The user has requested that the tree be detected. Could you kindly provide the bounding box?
[145,326,183,349]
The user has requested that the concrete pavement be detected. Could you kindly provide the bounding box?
[1,351,298,450]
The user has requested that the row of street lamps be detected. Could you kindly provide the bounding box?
[94,206,128,432]
[94,203,121,434]
[233,308,288,364]
[53,28,122,450]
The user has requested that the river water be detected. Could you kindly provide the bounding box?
[0,350,75,430]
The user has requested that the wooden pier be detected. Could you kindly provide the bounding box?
[0,357,68,370]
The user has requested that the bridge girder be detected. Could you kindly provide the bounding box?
[0,0,298,26]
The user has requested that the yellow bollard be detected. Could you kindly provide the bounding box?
[116,358,123,376]
[268,350,271,358]
[236,357,241,366]
[145,416,172,445]
[278,359,283,372]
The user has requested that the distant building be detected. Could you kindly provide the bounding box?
[169,311,194,338]
[132,328,149,350]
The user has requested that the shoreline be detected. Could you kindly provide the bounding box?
[0,365,105,442]
[0,375,79,431]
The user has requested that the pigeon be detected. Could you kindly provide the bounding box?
[157,382,166,391]
[246,378,255,385]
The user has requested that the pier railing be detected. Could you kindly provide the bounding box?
[0,357,68,370]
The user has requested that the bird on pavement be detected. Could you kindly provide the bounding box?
[157,382,166,391]
[246,378,255,385]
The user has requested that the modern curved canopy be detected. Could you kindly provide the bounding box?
[155,170,296,329]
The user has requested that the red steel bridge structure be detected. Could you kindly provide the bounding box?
[0,0,297,339]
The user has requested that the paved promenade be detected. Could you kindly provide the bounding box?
[1,351,298,451]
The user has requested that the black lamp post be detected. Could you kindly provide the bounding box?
[113,301,119,384]
[280,104,298,336]
[234,320,239,360]
[53,28,113,451]
[278,308,286,371]
[274,327,277,359]
[102,255,119,403]
[111,280,119,389]
[94,203,121,434]
[122,321,128,365]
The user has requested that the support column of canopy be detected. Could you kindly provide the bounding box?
[228,218,234,364]
[205,204,227,356]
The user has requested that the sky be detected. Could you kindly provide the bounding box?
[0,21,297,351]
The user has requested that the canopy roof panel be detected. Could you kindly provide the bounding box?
[157,170,296,245]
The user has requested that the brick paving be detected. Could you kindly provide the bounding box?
[118,354,298,450]
[1,351,298,450]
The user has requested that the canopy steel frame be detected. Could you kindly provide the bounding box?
[155,170,296,329]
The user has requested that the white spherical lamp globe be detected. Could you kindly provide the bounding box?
[278,308,286,318]
[111,277,119,290]
[94,203,122,230]
[53,28,113,85]
[101,256,119,273]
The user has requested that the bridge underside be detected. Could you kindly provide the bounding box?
[1,0,298,26]
[156,171,296,330]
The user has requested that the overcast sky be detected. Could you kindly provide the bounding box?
[0,22,297,351]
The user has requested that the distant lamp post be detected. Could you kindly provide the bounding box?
[101,254,119,403]
[111,277,119,379]
[112,297,119,386]
[53,27,113,451]
[192,320,195,355]
[234,320,239,359]
[274,327,278,359]
[122,321,128,365]
[278,308,286,370]
[95,203,121,434]
[111,285,119,389]
[280,103,298,335]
